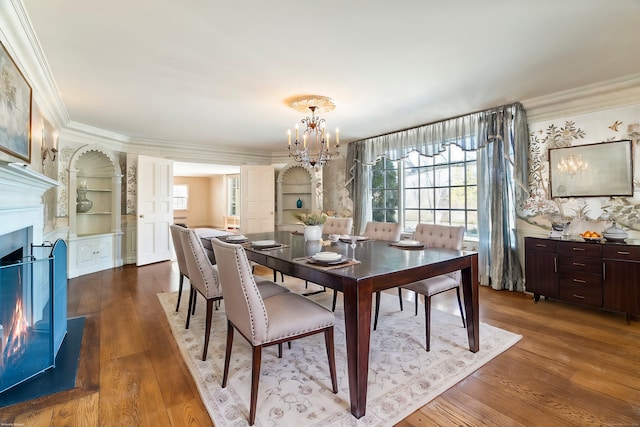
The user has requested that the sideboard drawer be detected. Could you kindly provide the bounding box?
[559,270,602,288]
[559,282,603,307]
[602,245,640,260]
[558,241,602,257]
[558,255,602,274]
[525,238,557,253]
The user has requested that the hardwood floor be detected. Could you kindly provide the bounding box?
[1,261,638,426]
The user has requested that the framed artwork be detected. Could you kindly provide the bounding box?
[0,39,32,162]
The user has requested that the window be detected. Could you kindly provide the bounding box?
[228,175,240,216]
[370,144,478,237]
[173,184,189,210]
[371,158,399,223]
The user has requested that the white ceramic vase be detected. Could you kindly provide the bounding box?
[304,225,322,241]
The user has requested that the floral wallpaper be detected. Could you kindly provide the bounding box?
[520,103,640,236]
[321,145,352,217]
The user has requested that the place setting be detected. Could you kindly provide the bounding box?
[389,239,426,250]
[217,234,249,243]
[295,250,360,269]
[248,239,287,250]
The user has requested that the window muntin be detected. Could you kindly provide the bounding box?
[371,158,399,223]
[228,176,240,216]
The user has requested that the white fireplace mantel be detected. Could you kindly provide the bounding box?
[0,161,60,208]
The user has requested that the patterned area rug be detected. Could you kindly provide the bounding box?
[158,283,521,427]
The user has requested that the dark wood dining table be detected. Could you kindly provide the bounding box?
[241,231,479,419]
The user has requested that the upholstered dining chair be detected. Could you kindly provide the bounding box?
[212,238,338,426]
[331,221,402,312]
[169,224,190,312]
[322,217,353,235]
[179,228,290,361]
[376,223,466,351]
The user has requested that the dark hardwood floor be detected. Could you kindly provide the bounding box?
[1,261,638,426]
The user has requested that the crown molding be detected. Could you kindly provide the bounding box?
[1,0,70,128]
[522,73,640,123]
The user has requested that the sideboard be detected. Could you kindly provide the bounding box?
[524,236,640,323]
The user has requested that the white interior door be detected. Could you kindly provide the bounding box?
[137,154,174,266]
[240,165,275,234]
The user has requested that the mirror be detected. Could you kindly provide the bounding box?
[549,140,633,198]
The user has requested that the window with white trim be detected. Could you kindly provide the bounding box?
[173,184,189,210]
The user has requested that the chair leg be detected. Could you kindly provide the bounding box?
[222,320,234,388]
[324,328,338,393]
[425,296,432,351]
[249,345,262,426]
[278,343,283,358]
[397,288,403,311]
[331,290,338,312]
[455,287,466,328]
[175,274,184,312]
[186,288,195,329]
[202,299,214,361]
[192,291,197,315]
[414,293,419,316]
[373,291,381,330]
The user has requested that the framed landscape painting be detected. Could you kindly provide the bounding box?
[0,39,32,162]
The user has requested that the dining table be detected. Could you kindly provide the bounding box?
[239,230,479,419]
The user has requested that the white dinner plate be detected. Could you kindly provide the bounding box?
[394,240,423,247]
[252,240,278,246]
[339,236,369,243]
[226,235,247,241]
[313,252,342,260]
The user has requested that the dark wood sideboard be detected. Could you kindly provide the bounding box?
[524,237,640,323]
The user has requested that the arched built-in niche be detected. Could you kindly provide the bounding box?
[67,145,123,277]
[276,162,321,231]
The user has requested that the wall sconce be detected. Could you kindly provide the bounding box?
[41,125,58,165]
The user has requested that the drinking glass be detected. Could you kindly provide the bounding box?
[349,235,358,261]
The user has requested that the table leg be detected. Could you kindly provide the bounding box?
[461,253,479,352]
[342,278,372,418]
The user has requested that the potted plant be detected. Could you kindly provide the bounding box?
[295,211,327,241]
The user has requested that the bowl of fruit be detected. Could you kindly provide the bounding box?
[580,231,602,242]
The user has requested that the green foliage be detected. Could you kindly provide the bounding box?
[294,211,327,225]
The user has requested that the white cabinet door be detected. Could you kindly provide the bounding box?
[240,165,275,234]
[136,155,174,266]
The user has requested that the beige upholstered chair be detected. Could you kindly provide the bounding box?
[363,221,402,241]
[331,221,402,311]
[169,224,190,312]
[322,217,353,235]
[378,223,466,351]
[180,228,289,361]
[212,239,338,426]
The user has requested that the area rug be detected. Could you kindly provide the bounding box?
[158,284,521,427]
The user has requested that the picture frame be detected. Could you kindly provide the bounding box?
[0,39,32,163]
[549,140,633,198]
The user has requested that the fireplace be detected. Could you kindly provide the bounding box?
[0,233,67,394]
[0,161,65,396]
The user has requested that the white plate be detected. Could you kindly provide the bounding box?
[339,236,369,243]
[252,240,279,247]
[313,252,341,260]
[395,240,423,247]
[226,235,247,241]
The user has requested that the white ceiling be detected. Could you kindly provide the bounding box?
[20,0,640,169]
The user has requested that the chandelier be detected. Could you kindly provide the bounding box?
[286,95,340,167]
[557,154,588,177]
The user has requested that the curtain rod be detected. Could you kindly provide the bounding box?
[350,101,522,144]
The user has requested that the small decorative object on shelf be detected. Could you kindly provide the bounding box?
[296,198,302,208]
[76,183,93,213]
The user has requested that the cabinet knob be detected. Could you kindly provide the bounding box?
[139,214,144,218]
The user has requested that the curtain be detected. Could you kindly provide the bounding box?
[346,102,528,291]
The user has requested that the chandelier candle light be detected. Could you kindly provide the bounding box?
[286,95,340,167]
[557,154,588,177]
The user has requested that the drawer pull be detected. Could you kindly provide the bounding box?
[573,294,586,299]
[572,262,585,266]
[572,247,585,251]
[572,279,586,283]
[617,251,631,255]
[535,244,547,247]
